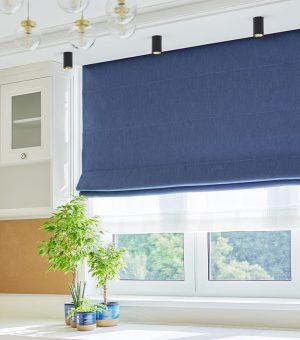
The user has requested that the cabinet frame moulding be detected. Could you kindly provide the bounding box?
[0,62,54,85]
[0,207,53,220]
[1,77,52,164]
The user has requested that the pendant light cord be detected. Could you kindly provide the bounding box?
[27,0,29,20]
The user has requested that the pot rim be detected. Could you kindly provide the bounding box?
[100,301,119,306]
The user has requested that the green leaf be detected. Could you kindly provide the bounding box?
[37,195,103,276]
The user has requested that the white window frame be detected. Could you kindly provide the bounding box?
[195,229,300,299]
[95,229,299,299]
[87,232,196,297]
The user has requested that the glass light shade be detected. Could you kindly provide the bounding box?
[57,0,89,14]
[0,0,24,14]
[106,0,137,25]
[68,23,95,50]
[108,20,135,39]
[14,23,41,50]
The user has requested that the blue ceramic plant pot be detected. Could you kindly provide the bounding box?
[70,311,77,328]
[64,303,74,326]
[97,302,119,327]
[77,312,96,331]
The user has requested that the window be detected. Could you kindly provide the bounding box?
[209,231,291,281]
[88,186,300,298]
[115,234,185,281]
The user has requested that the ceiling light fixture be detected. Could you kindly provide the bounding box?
[14,0,41,50]
[63,51,73,70]
[0,0,24,14]
[108,19,136,39]
[253,16,264,38]
[6,0,138,53]
[106,0,137,25]
[152,35,162,55]
[57,0,89,14]
[68,12,96,50]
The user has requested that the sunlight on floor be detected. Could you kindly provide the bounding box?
[0,322,300,340]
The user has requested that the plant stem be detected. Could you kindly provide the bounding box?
[74,265,80,284]
[103,283,108,305]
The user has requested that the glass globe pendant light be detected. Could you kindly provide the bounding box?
[57,0,89,14]
[108,19,135,40]
[68,13,95,50]
[14,0,41,50]
[0,0,24,14]
[106,0,137,25]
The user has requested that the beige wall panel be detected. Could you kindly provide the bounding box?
[0,219,71,294]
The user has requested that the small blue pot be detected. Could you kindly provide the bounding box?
[97,302,119,327]
[64,303,74,325]
[70,311,77,328]
[77,312,96,331]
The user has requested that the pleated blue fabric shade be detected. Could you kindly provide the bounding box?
[77,30,300,196]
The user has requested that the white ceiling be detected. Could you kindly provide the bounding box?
[0,0,299,69]
[0,0,186,38]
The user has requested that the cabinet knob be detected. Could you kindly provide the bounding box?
[21,153,27,160]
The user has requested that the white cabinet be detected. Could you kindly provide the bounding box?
[1,77,51,164]
[0,62,78,220]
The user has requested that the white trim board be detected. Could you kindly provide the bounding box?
[109,295,300,311]
[0,207,52,220]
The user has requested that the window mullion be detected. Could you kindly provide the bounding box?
[195,232,209,296]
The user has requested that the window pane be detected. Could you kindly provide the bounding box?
[209,231,291,281]
[12,92,42,149]
[115,233,185,281]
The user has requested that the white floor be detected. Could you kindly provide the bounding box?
[0,320,300,340]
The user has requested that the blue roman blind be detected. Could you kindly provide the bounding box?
[77,30,300,196]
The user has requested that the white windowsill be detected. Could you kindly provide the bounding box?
[97,295,300,311]
[1,294,300,329]
[1,294,300,312]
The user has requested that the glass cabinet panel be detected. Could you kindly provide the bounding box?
[11,92,41,149]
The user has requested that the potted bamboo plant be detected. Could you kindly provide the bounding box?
[88,244,127,327]
[38,195,102,325]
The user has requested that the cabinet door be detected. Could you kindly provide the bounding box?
[1,77,51,164]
